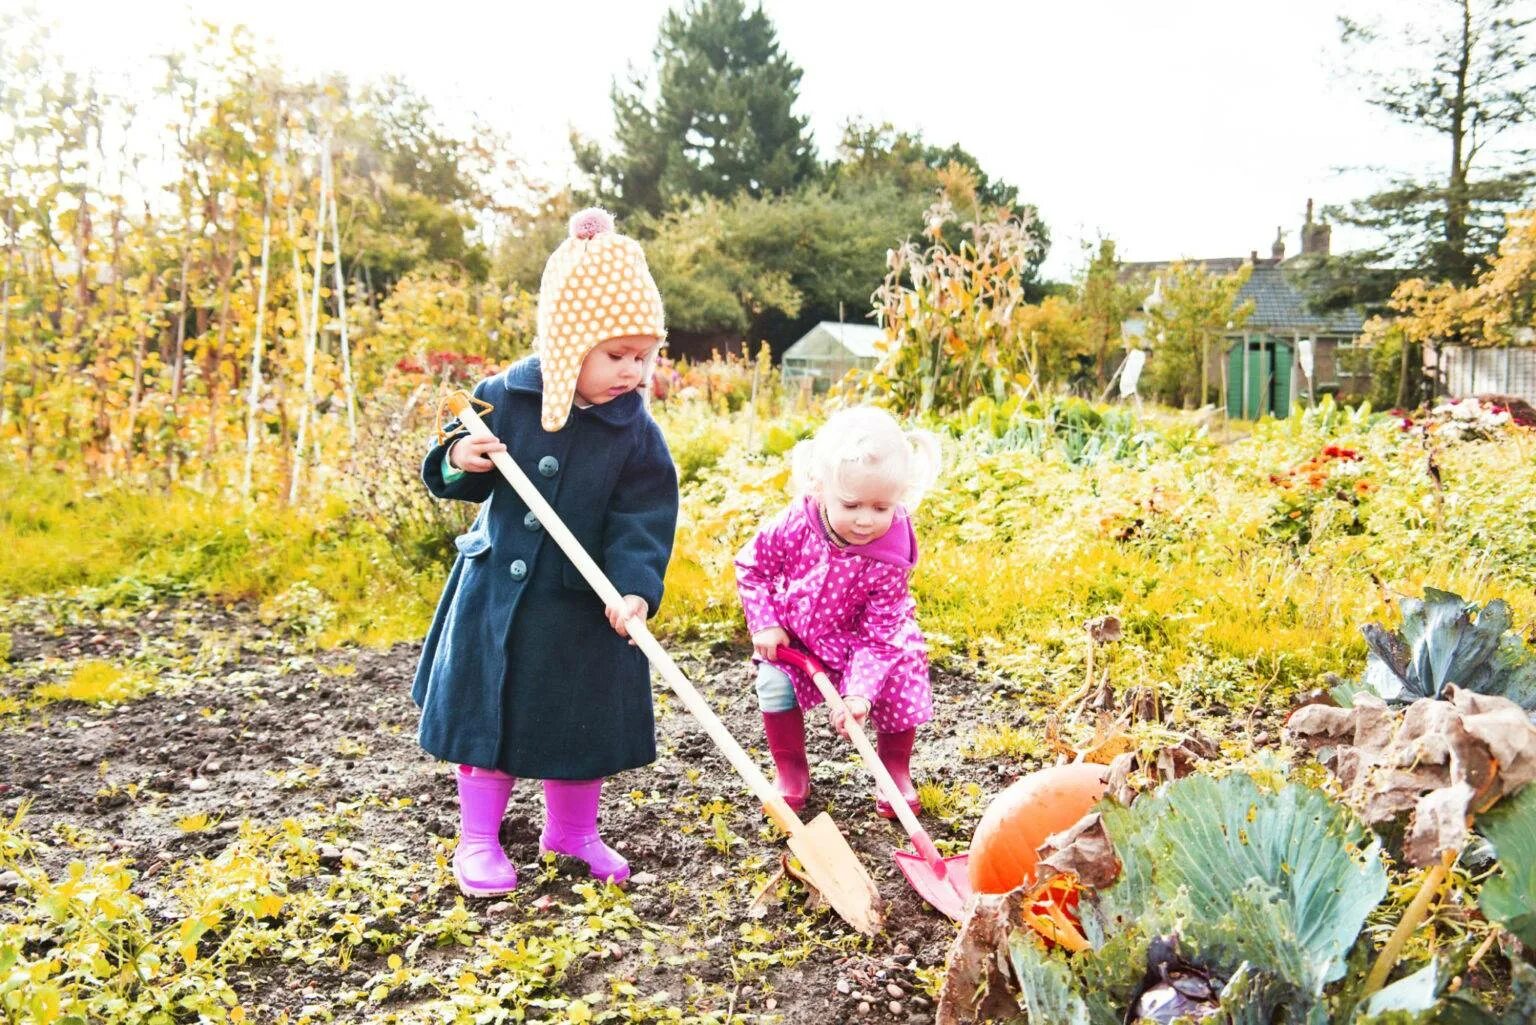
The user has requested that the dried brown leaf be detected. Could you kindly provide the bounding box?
[1085,614,1123,645]
[1404,781,1476,866]
[936,890,1028,1025]
[1285,688,1536,866]
[1036,812,1121,889]
[746,863,787,920]
[1104,734,1216,805]
[777,851,826,913]
[1452,687,1536,792]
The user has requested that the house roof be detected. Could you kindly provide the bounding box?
[1122,257,1364,337]
[1122,257,1250,277]
[784,321,887,360]
[1236,263,1364,335]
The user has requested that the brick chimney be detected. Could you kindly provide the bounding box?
[1272,226,1285,261]
[1301,198,1331,257]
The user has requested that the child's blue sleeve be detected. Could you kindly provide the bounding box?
[422,379,496,503]
[600,419,680,615]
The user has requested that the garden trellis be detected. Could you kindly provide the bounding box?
[0,17,520,501]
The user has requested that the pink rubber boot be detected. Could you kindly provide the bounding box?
[762,708,811,812]
[874,729,922,820]
[540,778,630,884]
[452,765,519,897]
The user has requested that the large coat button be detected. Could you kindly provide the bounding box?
[538,456,559,477]
[523,511,541,532]
[509,559,528,580]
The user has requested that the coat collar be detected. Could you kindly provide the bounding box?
[798,494,919,568]
[502,355,644,428]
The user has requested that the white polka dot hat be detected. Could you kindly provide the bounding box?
[533,208,666,431]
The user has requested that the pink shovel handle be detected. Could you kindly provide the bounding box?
[772,645,826,679]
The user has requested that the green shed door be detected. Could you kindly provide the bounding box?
[1246,340,1269,419]
[1227,342,1245,418]
[1270,340,1292,418]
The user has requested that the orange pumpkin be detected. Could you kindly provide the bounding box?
[967,763,1110,895]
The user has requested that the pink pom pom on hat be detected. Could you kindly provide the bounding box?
[568,207,615,240]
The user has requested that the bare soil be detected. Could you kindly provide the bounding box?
[0,599,1032,1023]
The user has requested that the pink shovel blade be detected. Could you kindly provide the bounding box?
[892,849,974,921]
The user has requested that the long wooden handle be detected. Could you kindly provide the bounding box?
[773,647,946,868]
[445,394,798,831]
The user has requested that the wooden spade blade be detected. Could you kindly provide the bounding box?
[785,811,884,936]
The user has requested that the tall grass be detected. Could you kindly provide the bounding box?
[661,405,1536,711]
[6,399,1534,704]
[0,466,439,647]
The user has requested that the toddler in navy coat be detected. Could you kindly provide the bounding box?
[414,209,679,895]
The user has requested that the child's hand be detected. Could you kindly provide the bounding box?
[448,435,507,473]
[830,696,871,739]
[752,627,790,661]
[606,595,648,639]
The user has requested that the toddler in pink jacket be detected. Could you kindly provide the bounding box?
[734,407,942,818]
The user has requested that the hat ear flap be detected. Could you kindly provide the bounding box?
[539,341,581,432]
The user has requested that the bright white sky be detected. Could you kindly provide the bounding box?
[33,0,1521,281]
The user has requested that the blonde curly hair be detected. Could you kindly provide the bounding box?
[790,406,943,510]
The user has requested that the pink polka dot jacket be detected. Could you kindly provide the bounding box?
[734,495,933,732]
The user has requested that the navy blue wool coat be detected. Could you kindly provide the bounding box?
[412,356,679,779]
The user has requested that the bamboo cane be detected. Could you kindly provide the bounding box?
[242,178,274,500]
[289,139,327,505]
[325,149,356,449]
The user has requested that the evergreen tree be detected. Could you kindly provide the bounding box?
[830,120,1022,211]
[1326,0,1535,296]
[574,0,818,218]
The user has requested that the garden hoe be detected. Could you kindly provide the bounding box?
[772,646,974,922]
[440,391,883,936]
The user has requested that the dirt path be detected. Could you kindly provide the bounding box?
[1,599,1019,1023]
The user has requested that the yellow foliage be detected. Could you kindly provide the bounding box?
[1364,208,1536,348]
[35,661,155,706]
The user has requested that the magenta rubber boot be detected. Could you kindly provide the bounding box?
[762,708,811,812]
[874,729,922,820]
[452,765,519,898]
[540,779,630,885]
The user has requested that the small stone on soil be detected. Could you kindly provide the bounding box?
[886,983,904,998]
[187,778,210,792]
[629,871,658,886]
[0,870,21,892]
[889,1001,903,1014]
[836,979,851,995]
